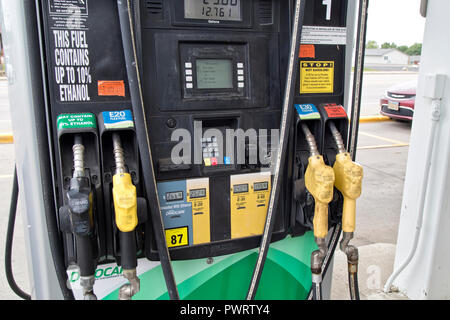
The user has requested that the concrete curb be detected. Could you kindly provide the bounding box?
[359,115,391,123]
[0,116,391,145]
[0,133,14,144]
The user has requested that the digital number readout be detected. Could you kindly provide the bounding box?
[233,183,249,194]
[185,0,241,21]
[254,181,269,192]
[189,188,207,199]
[166,191,184,202]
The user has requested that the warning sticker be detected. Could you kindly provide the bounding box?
[324,104,348,118]
[299,45,315,58]
[98,81,126,97]
[300,61,335,94]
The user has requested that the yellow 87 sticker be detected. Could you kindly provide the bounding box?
[165,227,189,248]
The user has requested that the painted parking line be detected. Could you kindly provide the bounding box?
[359,131,409,144]
[0,174,13,180]
[358,143,410,150]
[358,131,410,150]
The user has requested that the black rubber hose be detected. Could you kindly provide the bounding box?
[307,224,342,300]
[119,231,137,271]
[348,0,370,161]
[117,0,179,300]
[246,0,306,300]
[5,167,31,300]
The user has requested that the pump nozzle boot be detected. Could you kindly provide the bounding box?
[304,155,335,239]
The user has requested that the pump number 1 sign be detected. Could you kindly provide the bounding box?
[300,61,335,94]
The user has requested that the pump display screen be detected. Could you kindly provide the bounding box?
[184,0,242,21]
[233,184,249,194]
[166,191,184,202]
[254,181,269,192]
[196,59,233,89]
[190,188,207,199]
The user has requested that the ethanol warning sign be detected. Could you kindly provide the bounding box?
[300,61,335,94]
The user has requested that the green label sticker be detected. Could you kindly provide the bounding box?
[57,113,97,131]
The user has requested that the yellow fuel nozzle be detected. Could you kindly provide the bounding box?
[305,155,335,239]
[111,133,140,300]
[113,172,138,233]
[300,123,335,240]
[112,133,138,233]
[333,152,363,234]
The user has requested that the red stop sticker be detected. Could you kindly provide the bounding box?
[324,104,347,118]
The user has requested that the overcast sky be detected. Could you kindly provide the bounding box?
[365,0,426,47]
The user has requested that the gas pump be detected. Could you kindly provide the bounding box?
[1,0,362,300]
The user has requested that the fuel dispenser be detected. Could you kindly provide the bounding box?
[1,0,364,300]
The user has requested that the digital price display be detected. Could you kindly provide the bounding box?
[185,0,242,21]
[189,188,207,199]
[196,59,233,89]
[233,184,249,194]
[166,191,184,202]
[254,181,269,192]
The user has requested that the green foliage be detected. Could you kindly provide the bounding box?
[405,43,422,56]
[397,45,409,53]
[366,40,379,49]
[367,40,422,56]
[381,42,397,49]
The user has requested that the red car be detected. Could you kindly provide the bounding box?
[380,80,417,121]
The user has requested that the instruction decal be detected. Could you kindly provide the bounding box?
[300,61,335,94]
[301,26,347,45]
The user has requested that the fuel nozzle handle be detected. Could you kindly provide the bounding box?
[328,121,363,300]
[111,133,140,300]
[328,121,364,235]
[301,124,335,300]
[67,135,97,300]
[301,124,335,240]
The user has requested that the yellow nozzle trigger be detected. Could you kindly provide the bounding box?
[305,155,335,239]
[333,153,364,233]
[113,173,138,233]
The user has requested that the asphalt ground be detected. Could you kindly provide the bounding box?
[0,72,416,300]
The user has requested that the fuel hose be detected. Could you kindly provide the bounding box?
[5,167,31,300]
[117,0,179,300]
[306,0,369,300]
[246,0,306,300]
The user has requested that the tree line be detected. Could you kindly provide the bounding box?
[366,41,422,56]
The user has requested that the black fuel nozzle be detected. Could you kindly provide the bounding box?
[63,135,97,300]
